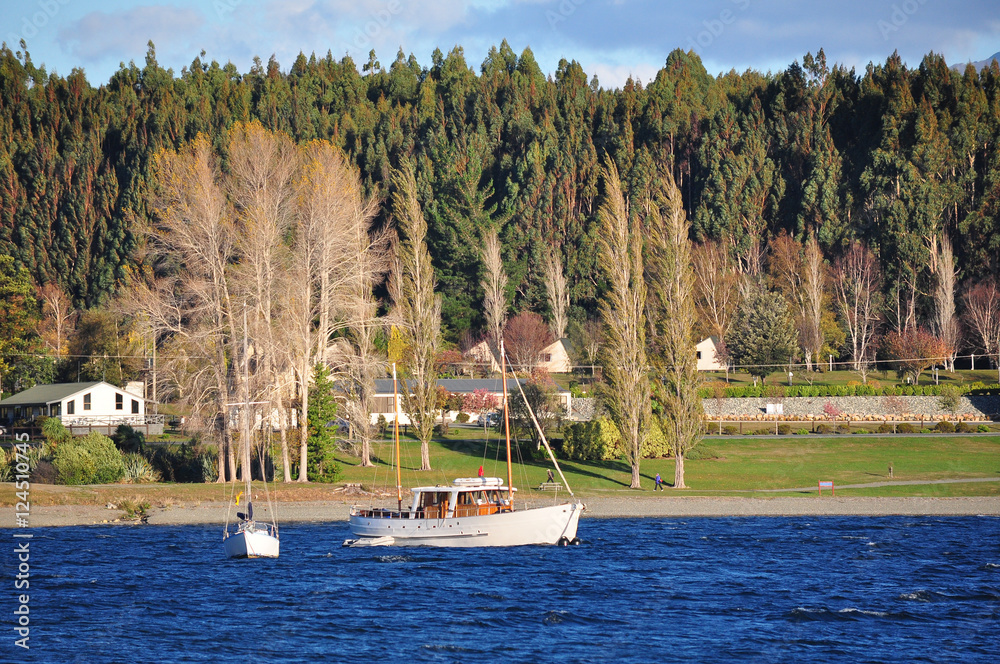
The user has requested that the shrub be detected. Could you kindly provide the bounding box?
[561,417,622,461]
[643,418,671,458]
[42,418,72,449]
[52,432,125,485]
[938,385,962,416]
[920,428,934,433]
[148,444,217,483]
[776,424,792,435]
[815,424,832,435]
[934,421,955,433]
[977,424,990,433]
[121,453,161,483]
[794,428,810,435]
[112,425,145,454]
[896,423,916,434]
[455,412,470,424]
[955,421,972,434]
[722,426,738,435]
[837,423,851,434]
[117,497,151,519]
[876,423,894,434]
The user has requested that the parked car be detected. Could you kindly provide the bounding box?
[483,411,502,428]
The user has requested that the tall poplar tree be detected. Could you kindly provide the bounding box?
[391,161,441,472]
[645,171,703,489]
[596,158,649,489]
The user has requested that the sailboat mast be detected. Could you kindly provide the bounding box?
[242,307,252,497]
[393,362,402,510]
[500,340,513,503]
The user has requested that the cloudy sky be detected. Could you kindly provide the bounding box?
[2,0,998,88]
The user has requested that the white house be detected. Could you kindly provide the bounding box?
[466,338,574,374]
[0,381,163,435]
[696,336,726,371]
[367,378,572,424]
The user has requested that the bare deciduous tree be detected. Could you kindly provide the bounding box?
[503,311,553,372]
[544,247,569,340]
[596,158,649,489]
[227,122,297,481]
[833,241,882,377]
[930,234,960,371]
[691,239,740,344]
[37,282,75,356]
[145,136,239,482]
[962,279,1000,383]
[646,170,703,490]
[391,161,441,472]
[768,233,825,371]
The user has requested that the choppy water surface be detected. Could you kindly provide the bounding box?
[6,516,1000,662]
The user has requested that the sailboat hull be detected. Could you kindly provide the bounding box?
[348,501,584,547]
[224,528,280,559]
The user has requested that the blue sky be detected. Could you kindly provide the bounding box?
[2,0,998,88]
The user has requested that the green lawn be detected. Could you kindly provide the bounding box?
[6,432,998,506]
[335,431,1000,498]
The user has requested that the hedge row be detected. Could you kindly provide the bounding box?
[698,382,1000,399]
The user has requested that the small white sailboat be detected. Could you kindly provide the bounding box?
[223,309,279,559]
[345,341,585,547]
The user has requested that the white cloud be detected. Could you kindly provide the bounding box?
[59,5,204,63]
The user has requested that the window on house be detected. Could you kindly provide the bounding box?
[116,394,123,410]
[67,400,75,415]
[83,393,91,411]
[132,399,140,414]
[697,351,702,359]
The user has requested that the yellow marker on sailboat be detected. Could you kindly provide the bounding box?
[235,491,243,506]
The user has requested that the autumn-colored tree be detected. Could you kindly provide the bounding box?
[503,312,553,372]
[878,328,948,384]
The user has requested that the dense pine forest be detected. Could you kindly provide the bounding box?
[2,41,999,364]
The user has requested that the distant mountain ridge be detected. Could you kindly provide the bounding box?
[951,51,1000,71]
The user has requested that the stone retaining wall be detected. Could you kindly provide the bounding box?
[572,395,999,422]
[700,395,1000,422]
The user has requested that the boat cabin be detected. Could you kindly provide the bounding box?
[356,477,517,520]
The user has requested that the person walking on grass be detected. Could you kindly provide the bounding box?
[654,472,664,491]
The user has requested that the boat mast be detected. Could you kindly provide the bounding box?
[393,362,402,511]
[500,339,513,504]
[242,307,252,504]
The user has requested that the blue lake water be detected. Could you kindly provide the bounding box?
[4,516,999,663]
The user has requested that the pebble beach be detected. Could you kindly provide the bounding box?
[17,494,1000,527]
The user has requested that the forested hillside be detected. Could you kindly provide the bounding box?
[2,41,999,346]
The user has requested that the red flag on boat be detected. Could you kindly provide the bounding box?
[478,465,484,477]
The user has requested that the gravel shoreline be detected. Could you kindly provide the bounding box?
[13,495,1000,527]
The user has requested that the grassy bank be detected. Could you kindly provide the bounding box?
[3,432,998,507]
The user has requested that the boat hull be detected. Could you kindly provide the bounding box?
[348,501,584,547]
[224,528,280,559]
